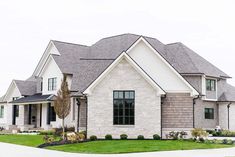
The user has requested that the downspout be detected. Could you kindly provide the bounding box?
[85,96,88,139]
[160,95,166,139]
[227,102,232,130]
[193,95,200,128]
[76,98,80,132]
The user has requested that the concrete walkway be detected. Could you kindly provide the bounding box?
[1,142,235,157]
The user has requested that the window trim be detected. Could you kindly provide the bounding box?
[205,108,214,119]
[48,77,57,91]
[113,90,135,125]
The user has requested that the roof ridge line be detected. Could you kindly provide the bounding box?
[96,33,140,41]
[52,40,88,47]
[166,42,182,45]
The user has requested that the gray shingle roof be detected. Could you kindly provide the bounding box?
[51,33,230,95]
[218,83,235,102]
[164,42,230,78]
[10,93,54,104]
[14,80,37,96]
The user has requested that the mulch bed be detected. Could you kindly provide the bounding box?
[37,140,88,148]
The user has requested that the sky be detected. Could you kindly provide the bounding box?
[0,0,235,96]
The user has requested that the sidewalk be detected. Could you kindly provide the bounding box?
[0,142,235,157]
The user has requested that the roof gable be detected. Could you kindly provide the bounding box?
[83,52,166,96]
[33,41,60,76]
[127,37,199,96]
[3,80,21,101]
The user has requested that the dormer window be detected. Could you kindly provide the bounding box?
[206,79,216,91]
[48,78,57,91]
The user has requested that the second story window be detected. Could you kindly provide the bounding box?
[48,78,57,91]
[206,79,216,91]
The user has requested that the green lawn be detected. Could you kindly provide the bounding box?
[0,135,233,154]
[47,140,233,154]
[0,135,45,147]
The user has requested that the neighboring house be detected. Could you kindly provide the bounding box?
[0,33,235,139]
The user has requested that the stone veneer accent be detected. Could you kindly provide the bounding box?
[87,59,161,139]
[162,93,193,128]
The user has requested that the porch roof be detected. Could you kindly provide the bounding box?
[10,93,55,104]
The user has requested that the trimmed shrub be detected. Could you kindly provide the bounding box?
[120,134,128,140]
[90,135,97,141]
[105,134,112,140]
[206,130,215,134]
[153,134,161,140]
[137,135,145,140]
[39,130,55,135]
[222,139,228,144]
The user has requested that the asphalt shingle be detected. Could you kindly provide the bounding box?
[14,80,37,96]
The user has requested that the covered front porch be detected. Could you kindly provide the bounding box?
[10,94,57,131]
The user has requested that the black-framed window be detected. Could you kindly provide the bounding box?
[113,91,135,125]
[205,108,214,119]
[206,79,216,91]
[0,106,4,118]
[12,97,19,118]
[15,105,19,117]
[48,78,57,91]
[47,103,56,124]
[50,106,56,122]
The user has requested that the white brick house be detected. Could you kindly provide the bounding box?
[0,33,235,138]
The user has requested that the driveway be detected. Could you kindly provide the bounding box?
[1,142,235,157]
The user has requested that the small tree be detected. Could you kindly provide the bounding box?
[54,74,71,139]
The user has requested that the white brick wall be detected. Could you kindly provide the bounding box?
[87,59,161,139]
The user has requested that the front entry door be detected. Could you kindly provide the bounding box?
[28,104,37,127]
